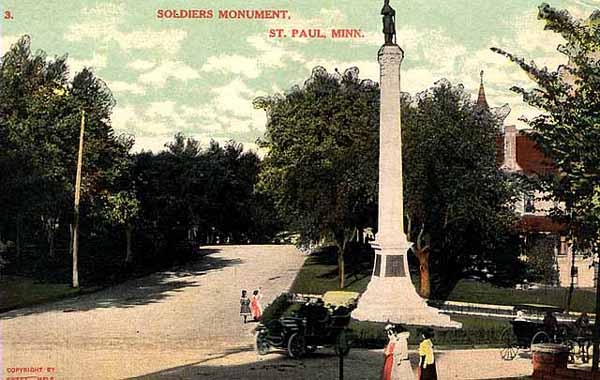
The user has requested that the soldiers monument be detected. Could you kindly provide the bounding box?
[351,1,461,329]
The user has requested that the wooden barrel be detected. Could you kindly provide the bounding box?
[531,343,570,373]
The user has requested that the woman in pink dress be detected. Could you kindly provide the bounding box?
[250,288,263,321]
[382,324,415,380]
[382,324,396,380]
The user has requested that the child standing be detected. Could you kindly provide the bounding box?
[240,290,251,323]
[250,288,263,321]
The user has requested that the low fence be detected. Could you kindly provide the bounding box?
[428,300,591,323]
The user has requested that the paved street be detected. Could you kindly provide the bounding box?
[1,245,306,379]
[1,244,539,379]
[129,346,535,379]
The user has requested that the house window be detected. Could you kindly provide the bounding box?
[524,195,535,213]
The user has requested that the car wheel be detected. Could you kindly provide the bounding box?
[256,334,270,355]
[287,332,306,358]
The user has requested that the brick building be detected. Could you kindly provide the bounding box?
[477,72,595,288]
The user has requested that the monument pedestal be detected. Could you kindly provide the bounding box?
[350,43,461,329]
[351,238,461,327]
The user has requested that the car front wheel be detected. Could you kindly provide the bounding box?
[287,332,306,358]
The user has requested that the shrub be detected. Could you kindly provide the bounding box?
[261,292,292,322]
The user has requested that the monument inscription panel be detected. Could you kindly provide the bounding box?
[385,255,405,277]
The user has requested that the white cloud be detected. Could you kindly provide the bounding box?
[211,79,255,118]
[114,29,187,54]
[248,35,305,67]
[65,3,187,54]
[201,54,260,78]
[128,60,156,71]
[108,80,146,95]
[112,105,138,132]
[145,101,187,129]
[138,61,200,87]
[68,53,108,74]
[201,35,305,79]
[1,35,21,56]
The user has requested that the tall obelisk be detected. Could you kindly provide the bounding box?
[351,1,460,329]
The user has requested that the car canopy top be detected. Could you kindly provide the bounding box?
[322,291,360,307]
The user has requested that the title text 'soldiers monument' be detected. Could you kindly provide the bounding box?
[351,1,461,328]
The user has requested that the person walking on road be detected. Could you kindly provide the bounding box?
[382,324,414,380]
[250,288,263,321]
[239,290,251,323]
[382,324,397,380]
[418,328,437,380]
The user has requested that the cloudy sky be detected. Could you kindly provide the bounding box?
[1,0,597,153]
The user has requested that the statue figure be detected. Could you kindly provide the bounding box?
[381,0,396,45]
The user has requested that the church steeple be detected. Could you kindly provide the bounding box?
[477,70,488,108]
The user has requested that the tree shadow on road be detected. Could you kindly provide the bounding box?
[0,247,241,320]
[125,349,444,380]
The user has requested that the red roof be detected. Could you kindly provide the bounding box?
[495,131,556,175]
[515,135,556,176]
[517,215,567,233]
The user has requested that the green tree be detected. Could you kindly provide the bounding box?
[492,3,600,369]
[0,35,132,281]
[102,191,140,264]
[402,80,521,297]
[132,134,268,265]
[255,67,379,288]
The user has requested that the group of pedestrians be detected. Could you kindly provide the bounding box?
[382,324,438,380]
[239,288,263,323]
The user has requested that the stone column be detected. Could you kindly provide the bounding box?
[351,44,461,329]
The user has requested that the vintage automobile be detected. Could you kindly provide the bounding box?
[255,291,359,358]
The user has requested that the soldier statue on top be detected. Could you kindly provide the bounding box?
[381,0,396,45]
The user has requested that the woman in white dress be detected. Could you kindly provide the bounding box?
[382,324,415,380]
[392,325,415,380]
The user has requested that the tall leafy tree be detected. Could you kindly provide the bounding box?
[0,35,132,279]
[255,66,379,288]
[492,3,600,369]
[102,191,140,264]
[402,80,520,297]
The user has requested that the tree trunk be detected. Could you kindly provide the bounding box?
[15,212,22,265]
[69,224,73,258]
[125,224,134,264]
[48,230,55,259]
[337,246,345,289]
[415,247,431,298]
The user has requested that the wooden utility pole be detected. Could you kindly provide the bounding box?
[72,109,85,288]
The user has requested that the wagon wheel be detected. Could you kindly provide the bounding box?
[531,331,551,347]
[500,327,518,360]
[566,339,577,364]
[287,332,306,358]
[255,333,270,356]
[334,330,350,357]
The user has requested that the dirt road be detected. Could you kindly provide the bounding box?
[1,245,306,380]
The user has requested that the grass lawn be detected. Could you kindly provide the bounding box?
[348,314,511,348]
[291,247,595,312]
[277,247,596,347]
[289,249,374,294]
[447,280,595,313]
[0,275,80,312]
